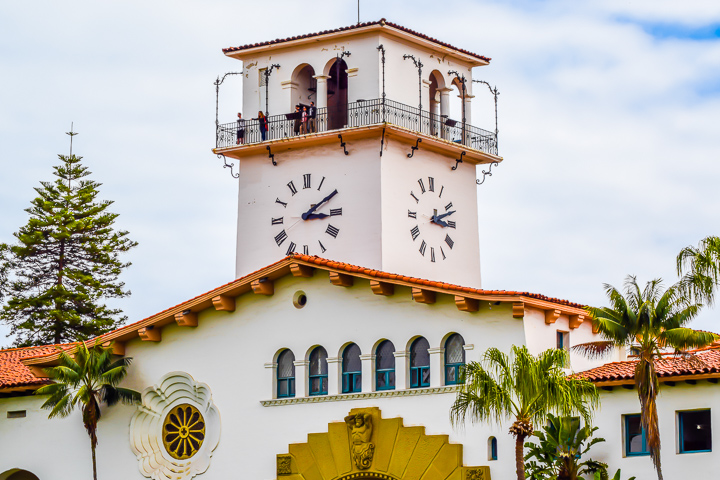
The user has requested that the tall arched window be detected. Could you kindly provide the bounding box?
[342,343,362,393]
[375,340,395,391]
[309,346,328,396]
[488,437,498,461]
[277,349,295,398]
[410,337,430,388]
[445,333,465,385]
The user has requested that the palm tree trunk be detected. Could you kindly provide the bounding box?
[515,434,526,480]
[90,432,97,480]
[636,357,663,480]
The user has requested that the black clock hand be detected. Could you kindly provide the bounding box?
[304,213,329,220]
[434,210,456,221]
[302,189,338,220]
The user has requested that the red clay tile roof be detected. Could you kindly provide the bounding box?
[575,350,720,384]
[223,19,491,63]
[0,344,75,389]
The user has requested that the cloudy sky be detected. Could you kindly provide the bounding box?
[1,1,719,347]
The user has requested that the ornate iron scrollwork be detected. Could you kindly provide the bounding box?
[407,138,422,158]
[476,161,499,185]
[267,146,277,166]
[452,151,466,171]
[217,154,239,178]
[338,134,349,155]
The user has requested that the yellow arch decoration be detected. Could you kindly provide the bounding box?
[276,407,491,480]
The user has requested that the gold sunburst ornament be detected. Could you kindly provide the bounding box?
[162,404,206,460]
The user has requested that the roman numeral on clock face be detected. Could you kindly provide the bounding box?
[271,217,283,225]
[330,208,342,216]
[408,210,417,219]
[287,181,298,196]
[410,225,420,241]
[445,234,454,249]
[286,241,296,255]
[325,224,340,238]
[303,245,309,255]
[303,174,311,189]
[440,246,446,260]
[447,221,456,229]
[410,192,419,204]
[318,240,327,253]
[274,229,288,246]
[428,177,434,192]
[439,186,444,198]
[431,247,435,263]
[275,198,288,208]
[419,240,427,256]
[418,178,426,193]
[445,202,453,211]
[317,176,325,191]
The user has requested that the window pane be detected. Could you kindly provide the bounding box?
[445,334,465,364]
[343,344,361,372]
[278,350,295,378]
[411,337,430,367]
[446,366,457,383]
[377,340,395,370]
[310,347,328,375]
[421,366,430,385]
[625,415,648,455]
[354,373,362,392]
[680,410,712,452]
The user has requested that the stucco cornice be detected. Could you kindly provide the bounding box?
[260,385,461,406]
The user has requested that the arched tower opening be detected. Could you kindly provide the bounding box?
[326,57,348,130]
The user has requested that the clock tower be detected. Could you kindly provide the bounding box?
[215,19,501,288]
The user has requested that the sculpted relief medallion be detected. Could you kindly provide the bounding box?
[345,412,375,470]
[130,372,221,480]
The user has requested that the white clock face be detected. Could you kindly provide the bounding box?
[407,176,457,262]
[271,173,343,256]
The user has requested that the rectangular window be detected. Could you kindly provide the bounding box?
[259,68,267,87]
[679,410,712,453]
[624,414,649,456]
[6,410,26,419]
[309,374,328,396]
[557,331,569,351]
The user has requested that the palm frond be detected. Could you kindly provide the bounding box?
[572,341,616,359]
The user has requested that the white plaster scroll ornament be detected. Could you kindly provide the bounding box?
[130,372,221,480]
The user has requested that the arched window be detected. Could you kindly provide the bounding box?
[445,333,465,385]
[342,343,362,393]
[309,347,328,396]
[410,337,430,388]
[488,437,498,461]
[375,340,395,391]
[277,349,295,398]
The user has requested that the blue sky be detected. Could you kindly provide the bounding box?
[1,0,719,347]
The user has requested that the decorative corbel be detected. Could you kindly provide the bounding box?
[476,161,498,185]
[454,295,479,312]
[370,280,394,296]
[251,278,274,295]
[175,310,198,327]
[513,302,525,318]
[544,309,561,324]
[412,287,436,304]
[338,134,349,155]
[212,295,236,312]
[290,263,314,277]
[329,272,353,287]
[267,145,277,166]
[101,341,125,356]
[569,314,585,329]
[138,326,161,342]
[452,151,466,171]
[407,138,422,158]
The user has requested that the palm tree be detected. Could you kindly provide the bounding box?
[35,342,140,480]
[576,276,717,480]
[677,235,720,306]
[450,345,598,480]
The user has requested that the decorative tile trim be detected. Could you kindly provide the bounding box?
[261,385,461,407]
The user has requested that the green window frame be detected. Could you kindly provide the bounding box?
[679,410,712,454]
[624,414,649,456]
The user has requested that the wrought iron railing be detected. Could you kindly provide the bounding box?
[216,98,498,155]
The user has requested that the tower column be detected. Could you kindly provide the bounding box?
[314,75,330,109]
[265,362,278,398]
[360,354,374,392]
[438,88,452,140]
[428,347,444,388]
[327,356,341,395]
[293,360,308,398]
[393,350,409,390]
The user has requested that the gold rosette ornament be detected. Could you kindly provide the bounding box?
[163,404,206,460]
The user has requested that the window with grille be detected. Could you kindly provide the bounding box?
[309,347,328,396]
[376,340,396,391]
[410,337,430,388]
[342,343,362,393]
[445,334,465,385]
[277,349,295,398]
[259,68,267,87]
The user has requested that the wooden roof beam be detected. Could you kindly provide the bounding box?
[412,288,436,304]
[455,296,479,312]
[212,295,236,312]
[370,280,394,296]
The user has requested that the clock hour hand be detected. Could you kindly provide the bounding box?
[304,213,329,220]
[434,210,456,221]
[302,189,338,220]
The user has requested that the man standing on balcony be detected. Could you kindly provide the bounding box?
[308,102,317,133]
[236,112,245,145]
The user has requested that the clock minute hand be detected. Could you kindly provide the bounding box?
[434,210,456,221]
[302,189,338,220]
[304,213,329,220]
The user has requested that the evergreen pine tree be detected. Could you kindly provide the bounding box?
[0,152,137,346]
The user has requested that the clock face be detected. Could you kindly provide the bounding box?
[271,173,343,256]
[407,176,456,262]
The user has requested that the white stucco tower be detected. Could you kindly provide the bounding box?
[215,19,502,288]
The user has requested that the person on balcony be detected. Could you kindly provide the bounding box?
[236,112,245,145]
[308,102,317,133]
[293,105,301,136]
[301,106,309,134]
[257,111,268,141]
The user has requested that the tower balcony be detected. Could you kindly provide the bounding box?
[215,98,498,158]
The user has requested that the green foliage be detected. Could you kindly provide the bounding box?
[35,342,140,480]
[677,235,720,306]
[450,346,599,480]
[0,154,137,346]
[576,276,717,480]
[594,469,635,480]
[524,414,607,480]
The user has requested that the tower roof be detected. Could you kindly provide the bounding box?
[222,19,491,65]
